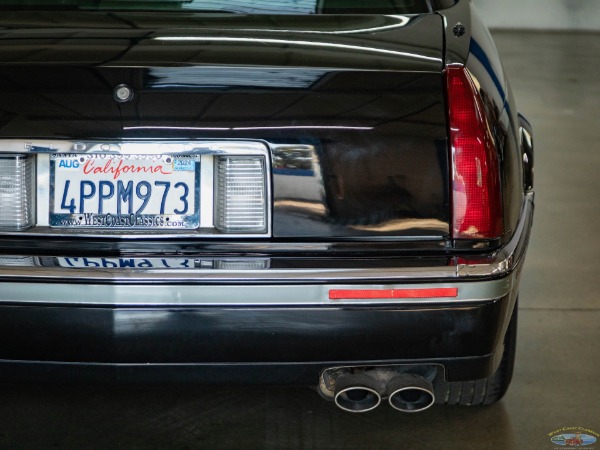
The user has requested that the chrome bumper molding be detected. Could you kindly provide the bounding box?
[457,193,534,277]
[0,277,513,306]
[0,194,534,285]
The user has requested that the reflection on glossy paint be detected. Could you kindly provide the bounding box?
[349,218,449,233]
[274,200,326,216]
[123,126,373,131]
[271,144,326,210]
[147,67,329,89]
[225,15,411,35]
[272,146,315,175]
[0,255,36,267]
[114,310,172,334]
[154,36,442,62]
[180,0,318,14]
[235,126,372,131]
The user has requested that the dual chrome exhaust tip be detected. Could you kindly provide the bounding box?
[334,374,383,413]
[386,374,436,413]
[329,370,436,414]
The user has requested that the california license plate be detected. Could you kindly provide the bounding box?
[50,154,199,229]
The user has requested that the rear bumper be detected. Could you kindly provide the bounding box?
[0,297,509,384]
[0,195,533,384]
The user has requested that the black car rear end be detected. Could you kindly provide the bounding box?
[0,0,533,412]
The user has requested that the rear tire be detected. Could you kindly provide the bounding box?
[437,301,518,406]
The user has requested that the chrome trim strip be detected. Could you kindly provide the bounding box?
[0,265,459,283]
[199,154,214,228]
[457,193,534,277]
[0,277,512,306]
[0,194,533,284]
[36,154,50,227]
[0,139,264,156]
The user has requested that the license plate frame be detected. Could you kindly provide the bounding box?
[49,153,200,230]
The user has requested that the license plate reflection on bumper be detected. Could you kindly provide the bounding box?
[57,257,194,269]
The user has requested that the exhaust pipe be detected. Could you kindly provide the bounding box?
[334,374,382,413]
[387,374,435,413]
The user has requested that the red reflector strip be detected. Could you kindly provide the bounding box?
[329,288,459,300]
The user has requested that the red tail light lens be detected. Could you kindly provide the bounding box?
[446,66,503,239]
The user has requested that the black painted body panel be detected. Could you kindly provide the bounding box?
[0,297,509,382]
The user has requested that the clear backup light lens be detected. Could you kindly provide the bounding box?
[0,155,35,230]
[215,156,267,233]
[213,259,269,270]
[0,255,36,266]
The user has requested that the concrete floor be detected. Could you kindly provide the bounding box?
[1,31,599,449]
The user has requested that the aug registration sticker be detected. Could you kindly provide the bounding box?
[49,154,199,229]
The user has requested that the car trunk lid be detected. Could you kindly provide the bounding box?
[0,12,450,239]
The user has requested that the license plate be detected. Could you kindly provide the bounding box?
[50,154,199,229]
[57,257,194,269]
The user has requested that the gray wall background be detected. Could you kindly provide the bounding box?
[472,0,600,31]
